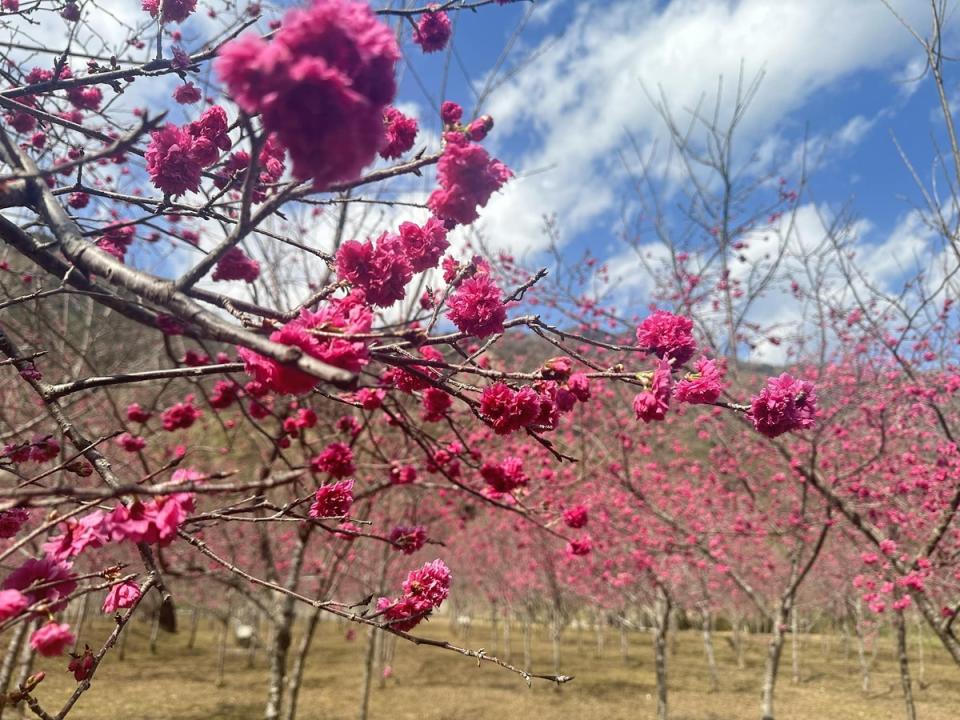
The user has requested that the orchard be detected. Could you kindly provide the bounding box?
[0,0,958,719]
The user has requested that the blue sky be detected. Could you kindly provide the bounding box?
[8,0,952,361]
[387,0,957,360]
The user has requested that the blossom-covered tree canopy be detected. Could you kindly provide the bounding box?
[0,1,959,720]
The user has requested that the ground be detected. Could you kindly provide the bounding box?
[22,616,960,719]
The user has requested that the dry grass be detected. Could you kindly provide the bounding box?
[23,615,960,720]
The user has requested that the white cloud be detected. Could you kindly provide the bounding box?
[476,0,928,257]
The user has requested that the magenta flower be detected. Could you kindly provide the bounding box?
[413,7,452,53]
[674,357,723,405]
[0,589,28,622]
[173,83,202,104]
[402,559,451,607]
[42,511,107,561]
[216,0,399,188]
[336,234,413,307]
[161,395,201,431]
[102,581,141,614]
[421,387,452,422]
[311,442,355,479]
[105,494,194,547]
[3,557,77,610]
[309,478,354,518]
[479,383,540,435]
[446,272,505,338]
[0,508,29,539]
[428,132,511,227]
[398,218,449,273]
[145,124,203,196]
[567,536,592,556]
[480,457,528,494]
[381,107,419,159]
[142,0,196,23]
[562,505,588,529]
[238,291,373,395]
[389,525,427,554]
[376,559,451,632]
[747,373,817,438]
[30,622,75,657]
[636,310,697,366]
[212,247,261,283]
[633,359,673,423]
[440,101,462,126]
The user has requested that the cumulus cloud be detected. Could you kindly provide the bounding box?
[476,0,928,260]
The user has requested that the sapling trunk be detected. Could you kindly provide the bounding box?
[502,609,512,665]
[0,621,29,720]
[216,611,230,689]
[790,606,800,684]
[283,607,322,720]
[852,600,870,693]
[358,625,378,720]
[913,612,926,688]
[653,590,671,720]
[620,618,629,663]
[701,608,720,693]
[551,609,563,692]
[187,606,200,650]
[522,616,532,672]
[895,611,917,720]
[760,602,789,720]
[13,639,34,720]
[148,609,161,654]
[264,526,311,720]
[595,609,605,659]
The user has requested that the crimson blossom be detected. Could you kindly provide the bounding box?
[216,0,399,187]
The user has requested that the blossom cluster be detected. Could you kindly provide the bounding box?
[145,106,231,196]
[479,375,588,435]
[239,290,373,395]
[376,559,451,632]
[216,0,399,187]
[335,219,449,307]
[428,129,512,227]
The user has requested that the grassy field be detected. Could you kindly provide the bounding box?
[23,615,960,720]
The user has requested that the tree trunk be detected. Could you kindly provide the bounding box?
[216,612,230,688]
[731,615,746,670]
[701,608,720,693]
[790,606,800,684]
[895,611,917,720]
[852,600,870,693]
[148,609,161,654]
[760,602,789,720]
[653,590,671,720]
[595,609,605,659]
[0,621,29,720]
[264,526,311,720]
[358,625,378,720]
[72,592,89,649]
[912,589,960,666]
[550,610,563,692]
[620,618,629,664]
[522,616,532,673]
[840,618,850,665]
[502,609,512,665]
[914,612,926,688]
[187,607,200,650]
[12,638,34,720]
[283,607,321,720]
